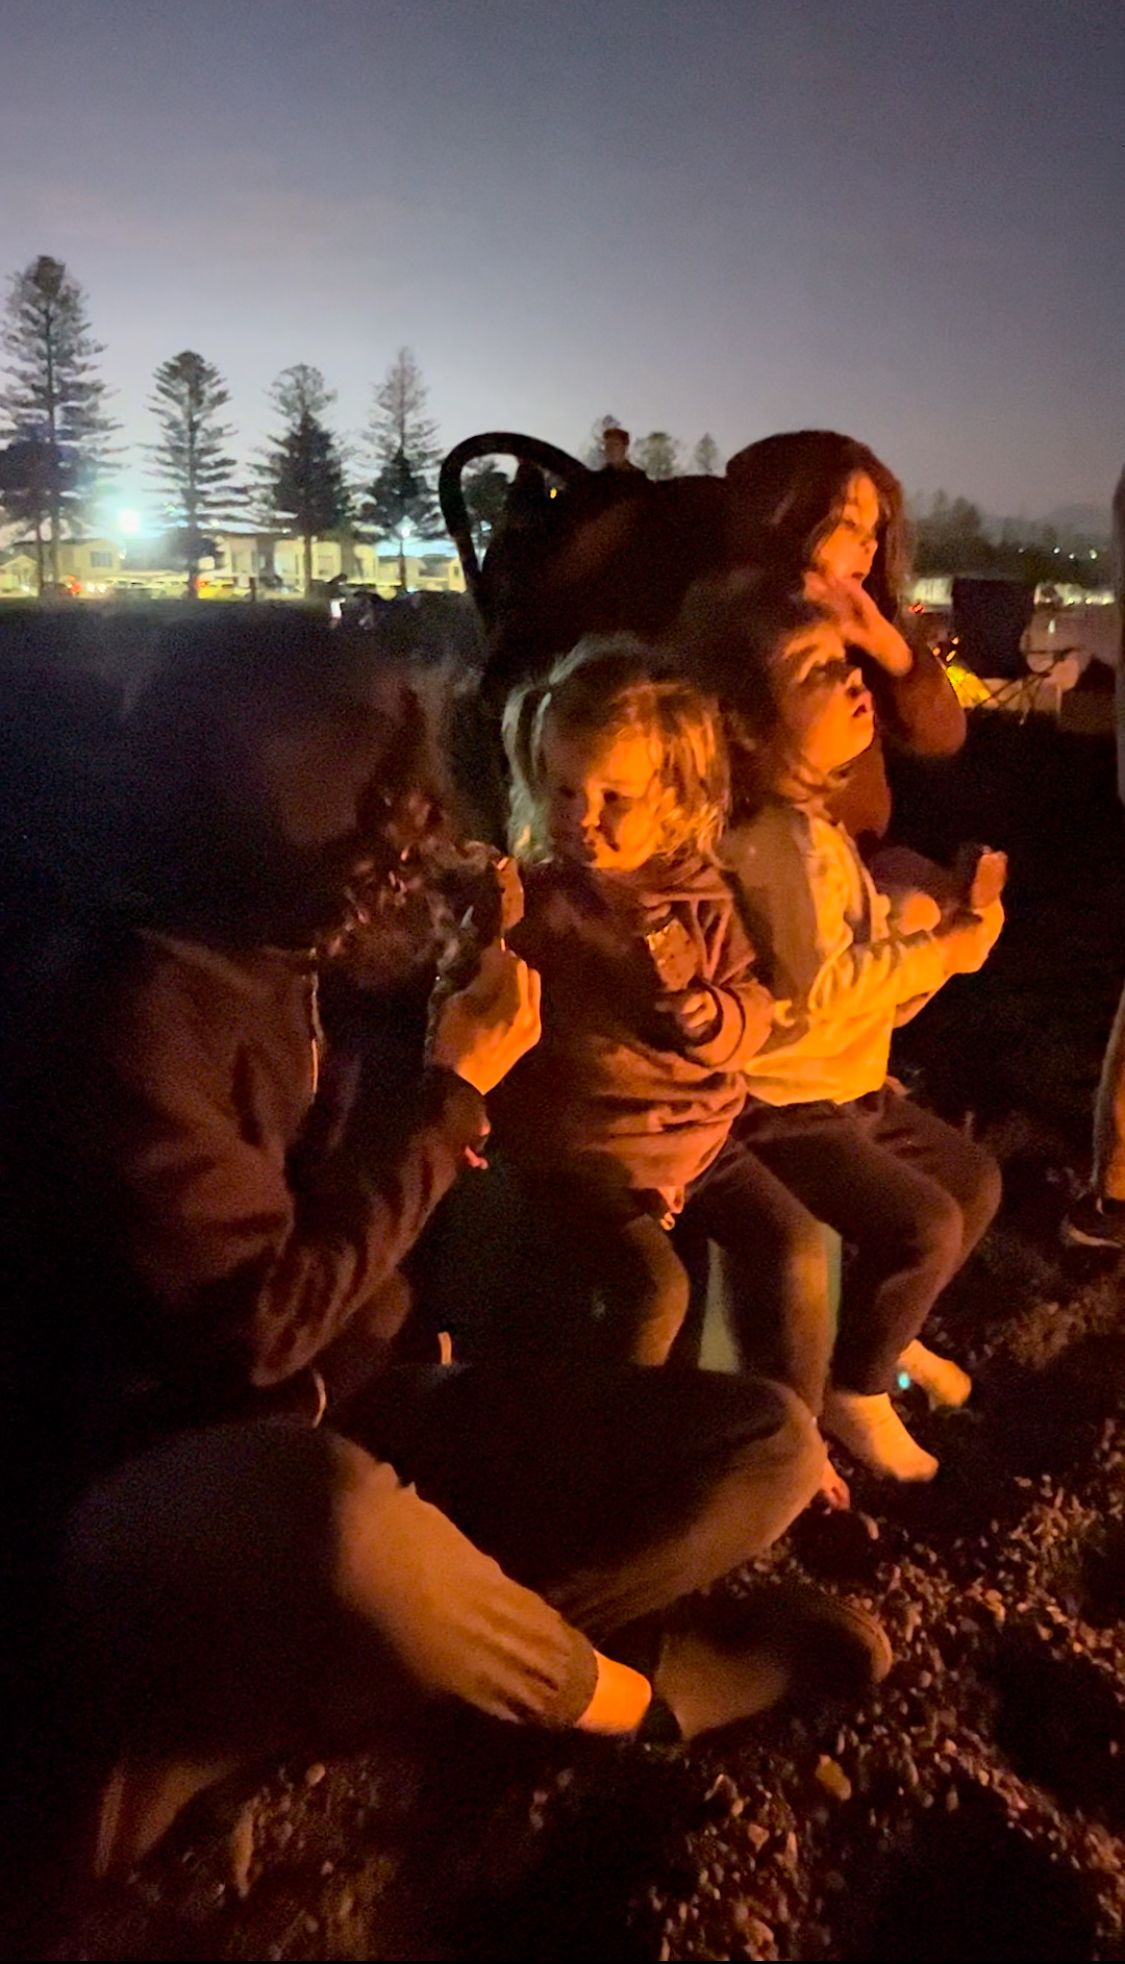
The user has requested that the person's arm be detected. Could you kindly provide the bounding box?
[97,947,536,1394]
[667,896,776,1069]
[867,641,966,758]
[807,573,966,758]
[727,820,954,1035]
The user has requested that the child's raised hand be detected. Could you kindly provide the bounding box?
[661,986,721,1041]
[937,899,1005,974]
[804,571,913,677]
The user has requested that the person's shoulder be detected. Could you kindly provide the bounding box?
[725,801,813,870]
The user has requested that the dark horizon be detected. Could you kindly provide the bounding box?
[1,0,1122,522]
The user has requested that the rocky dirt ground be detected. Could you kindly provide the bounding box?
[41,713,1125,1962]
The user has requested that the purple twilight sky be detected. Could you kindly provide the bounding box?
[1,0,1122,520]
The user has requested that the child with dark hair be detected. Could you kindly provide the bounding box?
[676,579,1003,1483]
[725,429,965,852]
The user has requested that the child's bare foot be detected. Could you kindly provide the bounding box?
[653,1581,892,1740]
[823,1389,938,1483]
[898,1339,972,1410]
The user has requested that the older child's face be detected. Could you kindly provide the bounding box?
[540,716,668,873]
[812,472,881,583]
[773,620,875,776]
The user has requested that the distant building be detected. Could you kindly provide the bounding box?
[0,528,467,601]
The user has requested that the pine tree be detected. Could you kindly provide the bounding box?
[0,436,57,592]
[634,431,681,480]
[147,351,241,598]
[0,255,117,591]
[692,434,722,476]
[260,365,349,597]
[362,348,441,591]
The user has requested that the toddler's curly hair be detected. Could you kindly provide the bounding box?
[503,636,729,865]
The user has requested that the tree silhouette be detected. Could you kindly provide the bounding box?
[0,255,117,591]
[363,348,440,591]
[634,430,681,479]
[692,433,722,476]
[147,350,242,598]
[260,364,349,596]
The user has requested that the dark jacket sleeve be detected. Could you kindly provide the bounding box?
[687,893,775,1071]
[93,967,488,1391]
[866,644,966,759]
[831,646,967,846]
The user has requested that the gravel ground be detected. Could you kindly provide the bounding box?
[40,715,1125,1962]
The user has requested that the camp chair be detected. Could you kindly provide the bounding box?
[950,577,1077,720]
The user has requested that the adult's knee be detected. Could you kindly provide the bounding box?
[769,1380,823,1481]
[729,1378,822,1513]
[744,1378,823,1545]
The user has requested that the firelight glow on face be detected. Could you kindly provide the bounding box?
[540,717,668,874]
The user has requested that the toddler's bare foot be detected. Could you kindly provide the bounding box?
[823,1388,938,1482]
[898,1339,972,1410]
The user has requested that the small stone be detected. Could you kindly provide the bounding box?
[304,1761,327,1787]
[320,1858,335,1876]
[336,1888,355,1920]
[945,1787,960,1812]
[302,1912,320,1935]
[814,1756,853,1803]
[745,1916,774,1951]
[745,1821,769,1853]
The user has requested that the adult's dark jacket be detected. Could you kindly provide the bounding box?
[1,617,486,1491]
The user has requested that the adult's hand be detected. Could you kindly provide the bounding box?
[805,572,914,678]
[430,943,542,1095]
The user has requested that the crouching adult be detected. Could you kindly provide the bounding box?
[1,611,888,1893]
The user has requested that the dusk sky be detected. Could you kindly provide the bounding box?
[2,0,1122,519]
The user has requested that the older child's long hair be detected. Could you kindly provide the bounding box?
[671,574,842,823]
[725,429,909,623]
[503,636,729,865]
